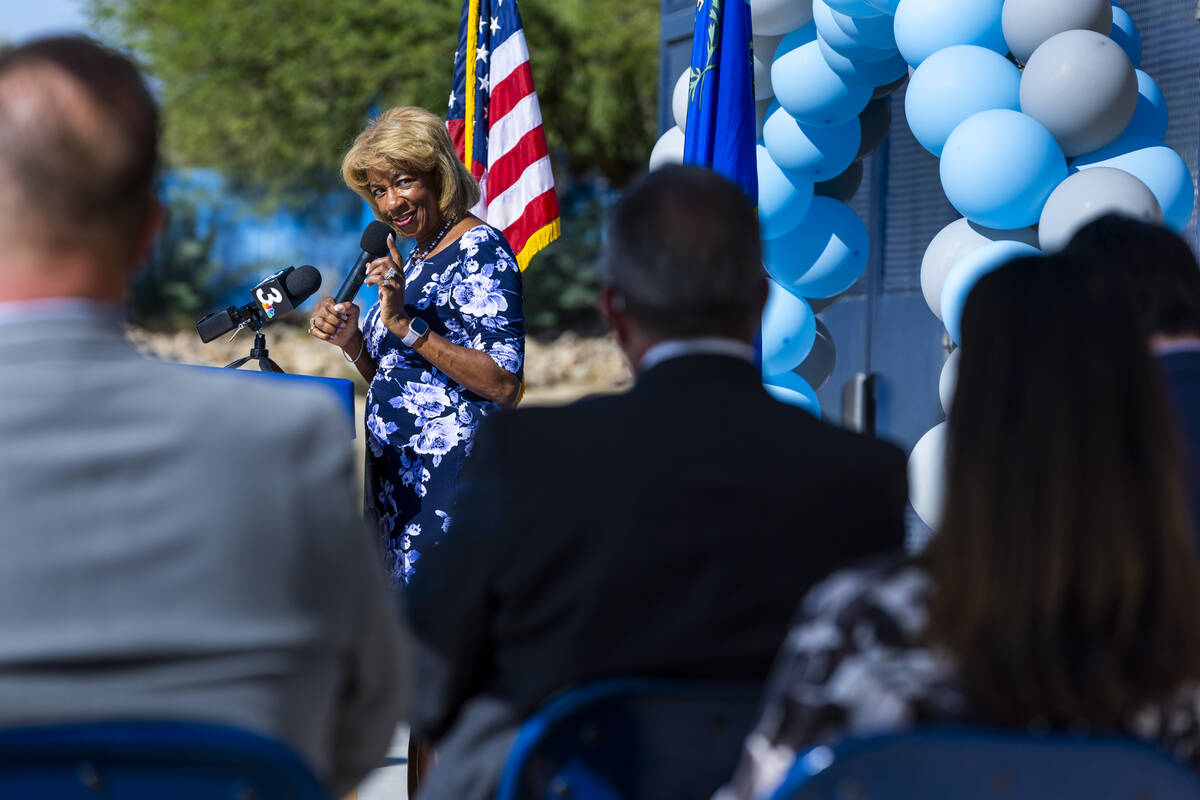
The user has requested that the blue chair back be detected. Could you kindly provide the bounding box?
[0,720,328,799]
[769,727,1200,799]
[495,679,762,800]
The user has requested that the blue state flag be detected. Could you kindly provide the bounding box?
[683,0,758,203]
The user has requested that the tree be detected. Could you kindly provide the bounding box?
[86,0,657,206]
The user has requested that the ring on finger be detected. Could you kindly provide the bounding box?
[384,266,398,281]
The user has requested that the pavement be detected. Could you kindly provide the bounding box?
[356,726,409,799]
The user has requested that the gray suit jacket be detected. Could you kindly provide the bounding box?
[0,310,406,796]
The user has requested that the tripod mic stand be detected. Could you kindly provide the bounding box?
[225,330,285,373]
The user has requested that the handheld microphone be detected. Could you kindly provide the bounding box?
[333,220,395,304]
[195,265,322,343]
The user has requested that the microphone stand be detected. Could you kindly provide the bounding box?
[224,327,285,373]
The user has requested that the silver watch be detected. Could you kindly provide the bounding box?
[401,317,430,347]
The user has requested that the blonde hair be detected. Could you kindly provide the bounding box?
[341,106,479,226]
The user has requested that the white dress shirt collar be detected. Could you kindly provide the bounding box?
[640,337,756,372]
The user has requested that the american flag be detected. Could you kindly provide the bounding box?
[447,0,560,270]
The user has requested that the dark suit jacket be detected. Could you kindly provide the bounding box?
[1161,349,1200,534]
[405,354,907,794]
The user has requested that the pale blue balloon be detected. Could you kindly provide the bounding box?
[757,144,815,239]
[904,45,1021,157]
[814,0,895,60]
[771,38,874,126]
[763,106,861,181]
[940,109,1067,229]
[817,37,909,87]
[764,197,870,298]
[761,282,817,374]
[831,5,898,50]
[1120,70,1167,142]
[825,0,886,16]
[863,0,901,12]
[893,0,1007,68]
[1072,136,1194,231]
[774,21,817,60]
[941,239,1041,344]
[1110,5,1142,67]
[763,372,822,417]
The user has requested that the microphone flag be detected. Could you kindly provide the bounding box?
[683,0,759,203]
[446,0,561,270]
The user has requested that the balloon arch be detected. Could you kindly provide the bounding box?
[651,0,1194,530]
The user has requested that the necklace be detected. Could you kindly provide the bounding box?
[406,215,458,272]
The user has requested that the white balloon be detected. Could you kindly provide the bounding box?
[672,70,690,132]
[752,0,816,36]
[909,421,948,530]
[754,35,784,100]
[1038,166,1161,252]
[939,348,960,414]
[649,126,685,171]
[920,217,1038,319]
[1001,0,1112,65]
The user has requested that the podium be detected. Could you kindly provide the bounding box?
[187,365,357,437]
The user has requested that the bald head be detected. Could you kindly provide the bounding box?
[0,36,159,259]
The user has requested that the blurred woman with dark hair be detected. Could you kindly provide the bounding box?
[719,253,1200,800]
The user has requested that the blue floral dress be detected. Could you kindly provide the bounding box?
[361,224,524,585]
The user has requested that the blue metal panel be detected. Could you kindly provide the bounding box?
[1121,0,1200,249]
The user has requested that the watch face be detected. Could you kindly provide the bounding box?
[410,317,430,336]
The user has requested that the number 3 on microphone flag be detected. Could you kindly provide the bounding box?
[446,0,561,271]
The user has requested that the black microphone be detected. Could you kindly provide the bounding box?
[333,220,395,304]
[195,265,322,343]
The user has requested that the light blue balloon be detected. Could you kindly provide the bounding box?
[763,373,822,417]
[764,196,870,298]
[761,282,817,374]
[940,109,1068,229]
[774,21,817,60]
[763,106,861,181]
[1119,70,1167,142]
[1110,5,1142,67]
[825,0,886,16]
[1072,136,1195,231]
[893,0,1007,68]
[771,38,874,126]
[814,0,895,60]
[940,239,1042,344]
[757,144,815,239]
[904,45,1021,157]
[831,6,898,50]
[817,37,909,88]
[863,0,901,12]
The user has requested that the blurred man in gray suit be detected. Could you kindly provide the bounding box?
[0,36,405,796]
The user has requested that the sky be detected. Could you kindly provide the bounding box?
[0,0,91,43]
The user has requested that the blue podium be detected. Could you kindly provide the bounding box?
[186,365,357,437]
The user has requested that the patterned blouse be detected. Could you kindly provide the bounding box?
[361,223,524,585]
[718,557,1200,800]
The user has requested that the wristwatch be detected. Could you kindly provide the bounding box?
[401,317,430,347]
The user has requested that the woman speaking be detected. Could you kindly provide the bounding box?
[308,106,525,586]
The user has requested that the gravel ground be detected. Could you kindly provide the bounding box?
[126,323,632,406]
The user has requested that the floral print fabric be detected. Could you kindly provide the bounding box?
[718,556,1200,800]
[362,224,523,585]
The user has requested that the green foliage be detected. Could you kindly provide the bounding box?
[86,0,657,205]
[127,196,248,330]
[522,189,610,335]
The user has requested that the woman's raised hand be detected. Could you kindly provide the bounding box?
[307,296,361,349]
[364,232,409,329]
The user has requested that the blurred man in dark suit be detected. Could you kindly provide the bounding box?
[1068,214,1200,537]
[405,165,908,800]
